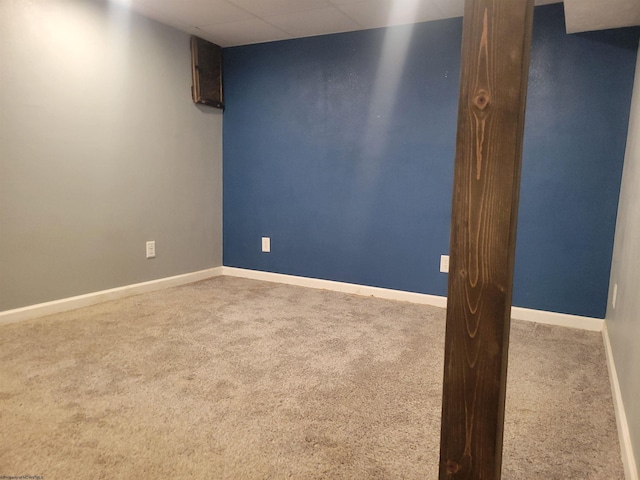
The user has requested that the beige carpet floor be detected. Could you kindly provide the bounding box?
[0,276,624,479]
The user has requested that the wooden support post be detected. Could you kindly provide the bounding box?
[438,0,534,479]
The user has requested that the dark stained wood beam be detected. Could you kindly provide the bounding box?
[438,0,534,479]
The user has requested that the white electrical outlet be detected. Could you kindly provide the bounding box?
[261,237,270,253]
[146,241,156,259]
[440,255,449,273]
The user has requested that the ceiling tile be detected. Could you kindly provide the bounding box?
[339,0,442,29]
[412,0,448,24]
[328,0,373,5]
[228,0,331,17]
[197,17,291,46]
[430,0,463,19]
[131,0,254,26]
[338,0,395,28]
[127,1,192,30]
[564,0,640,33]
[265,6,360,37]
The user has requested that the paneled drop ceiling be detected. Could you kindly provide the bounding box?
[120,0,640,47]
[564,0,640,34]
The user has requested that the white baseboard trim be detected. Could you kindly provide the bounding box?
[221,266,449,307]
[1,265,603,334]
[603,322,639,480]
[221,267,603,331]
[0,267,223,326]
[511,306,603,332]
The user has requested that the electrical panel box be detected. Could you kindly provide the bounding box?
[191,36,224,109]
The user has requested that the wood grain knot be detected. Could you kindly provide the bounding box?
[446,460,461,474]
[473,90,490,110]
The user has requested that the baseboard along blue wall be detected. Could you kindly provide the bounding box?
[222,4,639,318]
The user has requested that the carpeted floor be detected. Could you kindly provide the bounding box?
[0,276,623,479]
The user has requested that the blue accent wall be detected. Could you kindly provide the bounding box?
[223,4,639,318]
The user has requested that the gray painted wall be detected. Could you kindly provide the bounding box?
[0,0,223,311]
[607,42,640,476]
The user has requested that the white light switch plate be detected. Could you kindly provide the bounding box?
[146,241,156,259]
[261,237,270,253]
[440,255,449,273]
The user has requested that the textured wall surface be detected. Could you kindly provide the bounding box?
[607,41,640,478]
[0,0,223,310]
[223,4,639,318]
